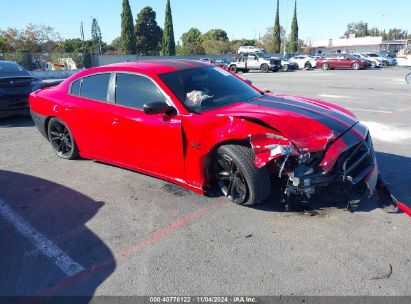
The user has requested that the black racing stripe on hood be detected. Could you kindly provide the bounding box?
[249,98,350,136]
[259,95,358,127]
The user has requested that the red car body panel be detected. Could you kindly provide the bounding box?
[29,60,368,195]
[316,57,367,70]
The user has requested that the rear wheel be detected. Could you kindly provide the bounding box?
[260,64,269,73]
[214,145,271,206]
[352,62,360,70]
[371,61,377,68]
[229,65,238,73]
[48,117,79,160]
[322,63,329,70]
[282,64,289,72]
[304,62,312,69]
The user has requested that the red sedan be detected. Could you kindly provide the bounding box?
[29,60,404,213]
[316,54,367,70]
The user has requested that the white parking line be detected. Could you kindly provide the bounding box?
[362,121,411,143]
[0,199,84,277]
[319,94,349,99]
[347,107,393,114]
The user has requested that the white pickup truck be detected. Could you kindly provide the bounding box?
[228,54,281,73]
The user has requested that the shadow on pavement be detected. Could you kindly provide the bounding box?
[0,170,115,301]
[0,116,34,128]
[256,152,411,215]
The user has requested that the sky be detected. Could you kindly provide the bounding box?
[1,0,411,44]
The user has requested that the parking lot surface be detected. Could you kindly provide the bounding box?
[1,67,410,297]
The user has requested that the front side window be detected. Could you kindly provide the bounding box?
[115,73,165,110]
[80,73,111,101]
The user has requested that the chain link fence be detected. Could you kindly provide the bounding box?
[0,52,92,71]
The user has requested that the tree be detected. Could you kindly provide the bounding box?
[364,23,369,36]
[91,18,102,55]
[179,28,204,55]
[161,0,176,56]
[135,6,163,55]
[120,0,136,54]
[201,29,228,42]
[272,0,281,53]
[344,21,367,37]
[289,0,299,52]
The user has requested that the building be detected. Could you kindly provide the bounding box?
[309,36,406,55]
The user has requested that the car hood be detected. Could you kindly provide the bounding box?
[210,93,360,152]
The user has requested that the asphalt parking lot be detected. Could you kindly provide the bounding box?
[1,67,410,298]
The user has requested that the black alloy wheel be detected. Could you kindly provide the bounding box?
[215,154,248,204]
[48,117,79,159]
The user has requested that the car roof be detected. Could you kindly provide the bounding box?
[87,60,212,76]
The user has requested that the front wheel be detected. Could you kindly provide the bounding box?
[48,117,79,160]
[229,65,238,73]
[260,64,269,73]
[214,145,271,206]
[282,64,289,72]
[371,61,376,68]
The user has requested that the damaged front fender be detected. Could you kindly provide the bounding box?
[249,133,299,168]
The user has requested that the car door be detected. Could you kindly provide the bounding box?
[247,55,259,69]
[62,73,118,161]
[108,72,184,179]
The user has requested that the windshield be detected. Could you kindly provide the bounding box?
[159,66,261,113]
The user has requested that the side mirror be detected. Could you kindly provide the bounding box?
[245,79,252,85]
[143,101,176,115]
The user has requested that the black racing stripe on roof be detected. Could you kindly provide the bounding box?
[141,60,207,70]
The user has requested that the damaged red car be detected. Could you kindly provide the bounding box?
[29,60,408,214]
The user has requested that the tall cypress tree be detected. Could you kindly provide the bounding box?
[272,0,281,53]
[120,0,136,54]
[289,0,299,52]
[161,0,176,56]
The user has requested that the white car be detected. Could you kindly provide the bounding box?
[237,46,265,55]
[351,53,381,68]
[289,55,317,69]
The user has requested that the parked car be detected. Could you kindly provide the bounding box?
[289,55,317,69]
[351,53,381,68]
[365,53,390,66]
[0,60,44,118]
[377,53,397,66]
[316,54,367,70]
[275,57,299,72]
[228,54,281,73]
[237,46,265,55]
[214,59,231,69]
[29,59,403,213]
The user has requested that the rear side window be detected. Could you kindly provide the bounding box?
[80,73,111,101]
[115,73,165,110]
[70,80,81,96]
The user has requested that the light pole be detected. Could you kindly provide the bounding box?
[284,0,289,56]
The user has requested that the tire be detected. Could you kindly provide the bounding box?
[322,63,329,70]
[229,65,238,73]
[214,144,271,206]
[47,117,79,160]
[304,62,312,69]
[282,64,289,72]
[352,62,360,70]
[260,64,269,73]
[371,61,376,68]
